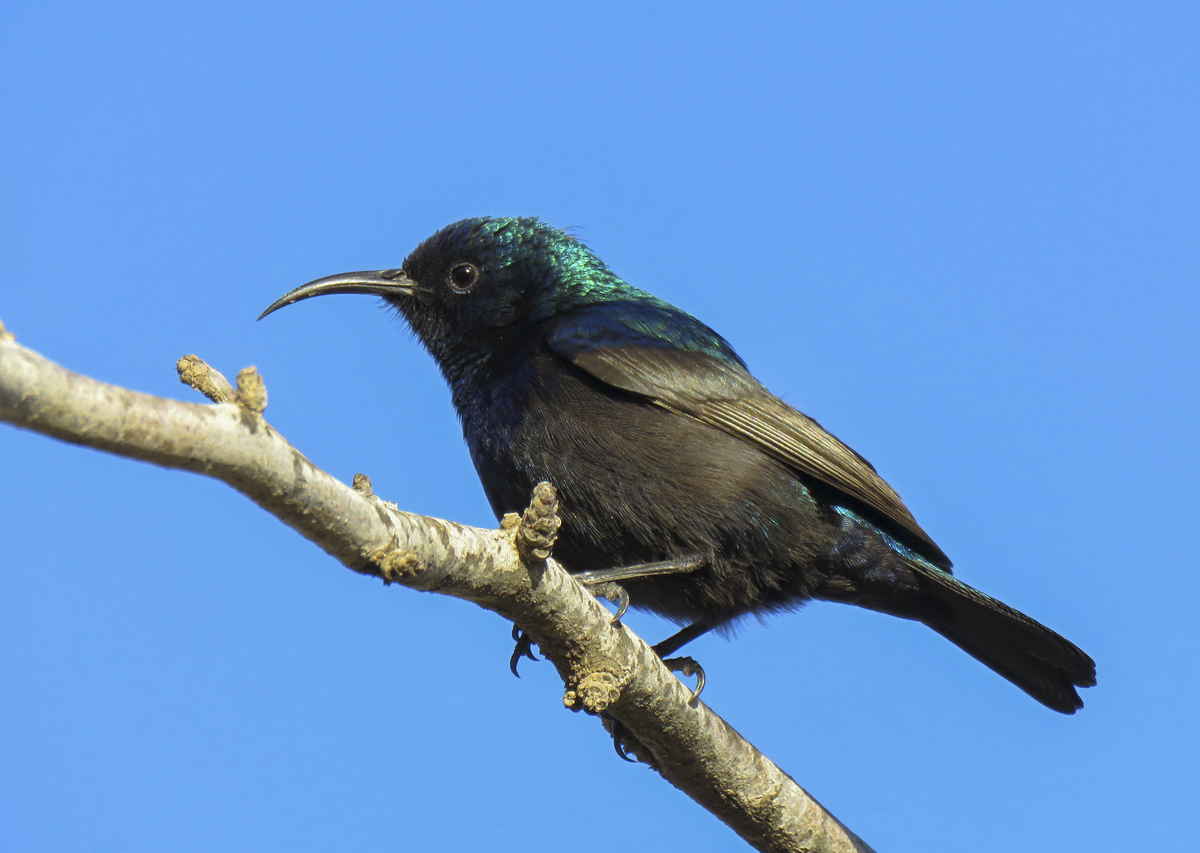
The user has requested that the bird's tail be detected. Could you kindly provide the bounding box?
[903,564,1096,713]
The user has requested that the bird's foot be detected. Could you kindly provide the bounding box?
[509,624,539,677]
[661,656,706,702]
[649,621,713,701]
[605,714,649,765]
[573,554,706,624]
[586,581,630,623]
[604,656,707,763]
[600,654,704,765]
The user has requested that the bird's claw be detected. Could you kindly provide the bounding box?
[589,581,629,623]
[602,714,646,764]
[663,655,706,702]
[509,624,539,677]
[599,653,704,765]
[611,721,639,763]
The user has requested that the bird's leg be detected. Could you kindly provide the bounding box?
[574,553,709,622]
[574,553,709,586]
[579,563,712,701]
[652,620,713,657]
[508,555,706,675]
[509,506,707,681]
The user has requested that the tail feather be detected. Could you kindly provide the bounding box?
[915,566,1096,713]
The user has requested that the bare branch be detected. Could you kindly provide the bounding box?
[0,323,874,853]
[177,354,236,403]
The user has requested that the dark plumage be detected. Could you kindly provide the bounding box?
[260,216,1096,713]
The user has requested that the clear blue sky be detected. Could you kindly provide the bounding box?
[2,3,1195,851]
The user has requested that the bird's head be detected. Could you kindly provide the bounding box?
[259,217,633,362]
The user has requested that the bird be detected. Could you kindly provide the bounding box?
[259,216,1096,713]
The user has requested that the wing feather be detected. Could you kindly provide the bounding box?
[548,305,951,568]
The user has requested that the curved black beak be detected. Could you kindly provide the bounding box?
[258,270,415,320]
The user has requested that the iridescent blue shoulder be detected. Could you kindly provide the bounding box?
[547,300,745,366]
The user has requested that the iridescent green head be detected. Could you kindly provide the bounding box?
[401,216,641,324]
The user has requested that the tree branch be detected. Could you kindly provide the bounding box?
[0,319,874,853]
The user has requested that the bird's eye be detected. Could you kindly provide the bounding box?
[448,262,479,293]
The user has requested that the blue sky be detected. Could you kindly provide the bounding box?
[2,3,1195,851]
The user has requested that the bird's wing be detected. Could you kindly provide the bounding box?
[547,303,951,568]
